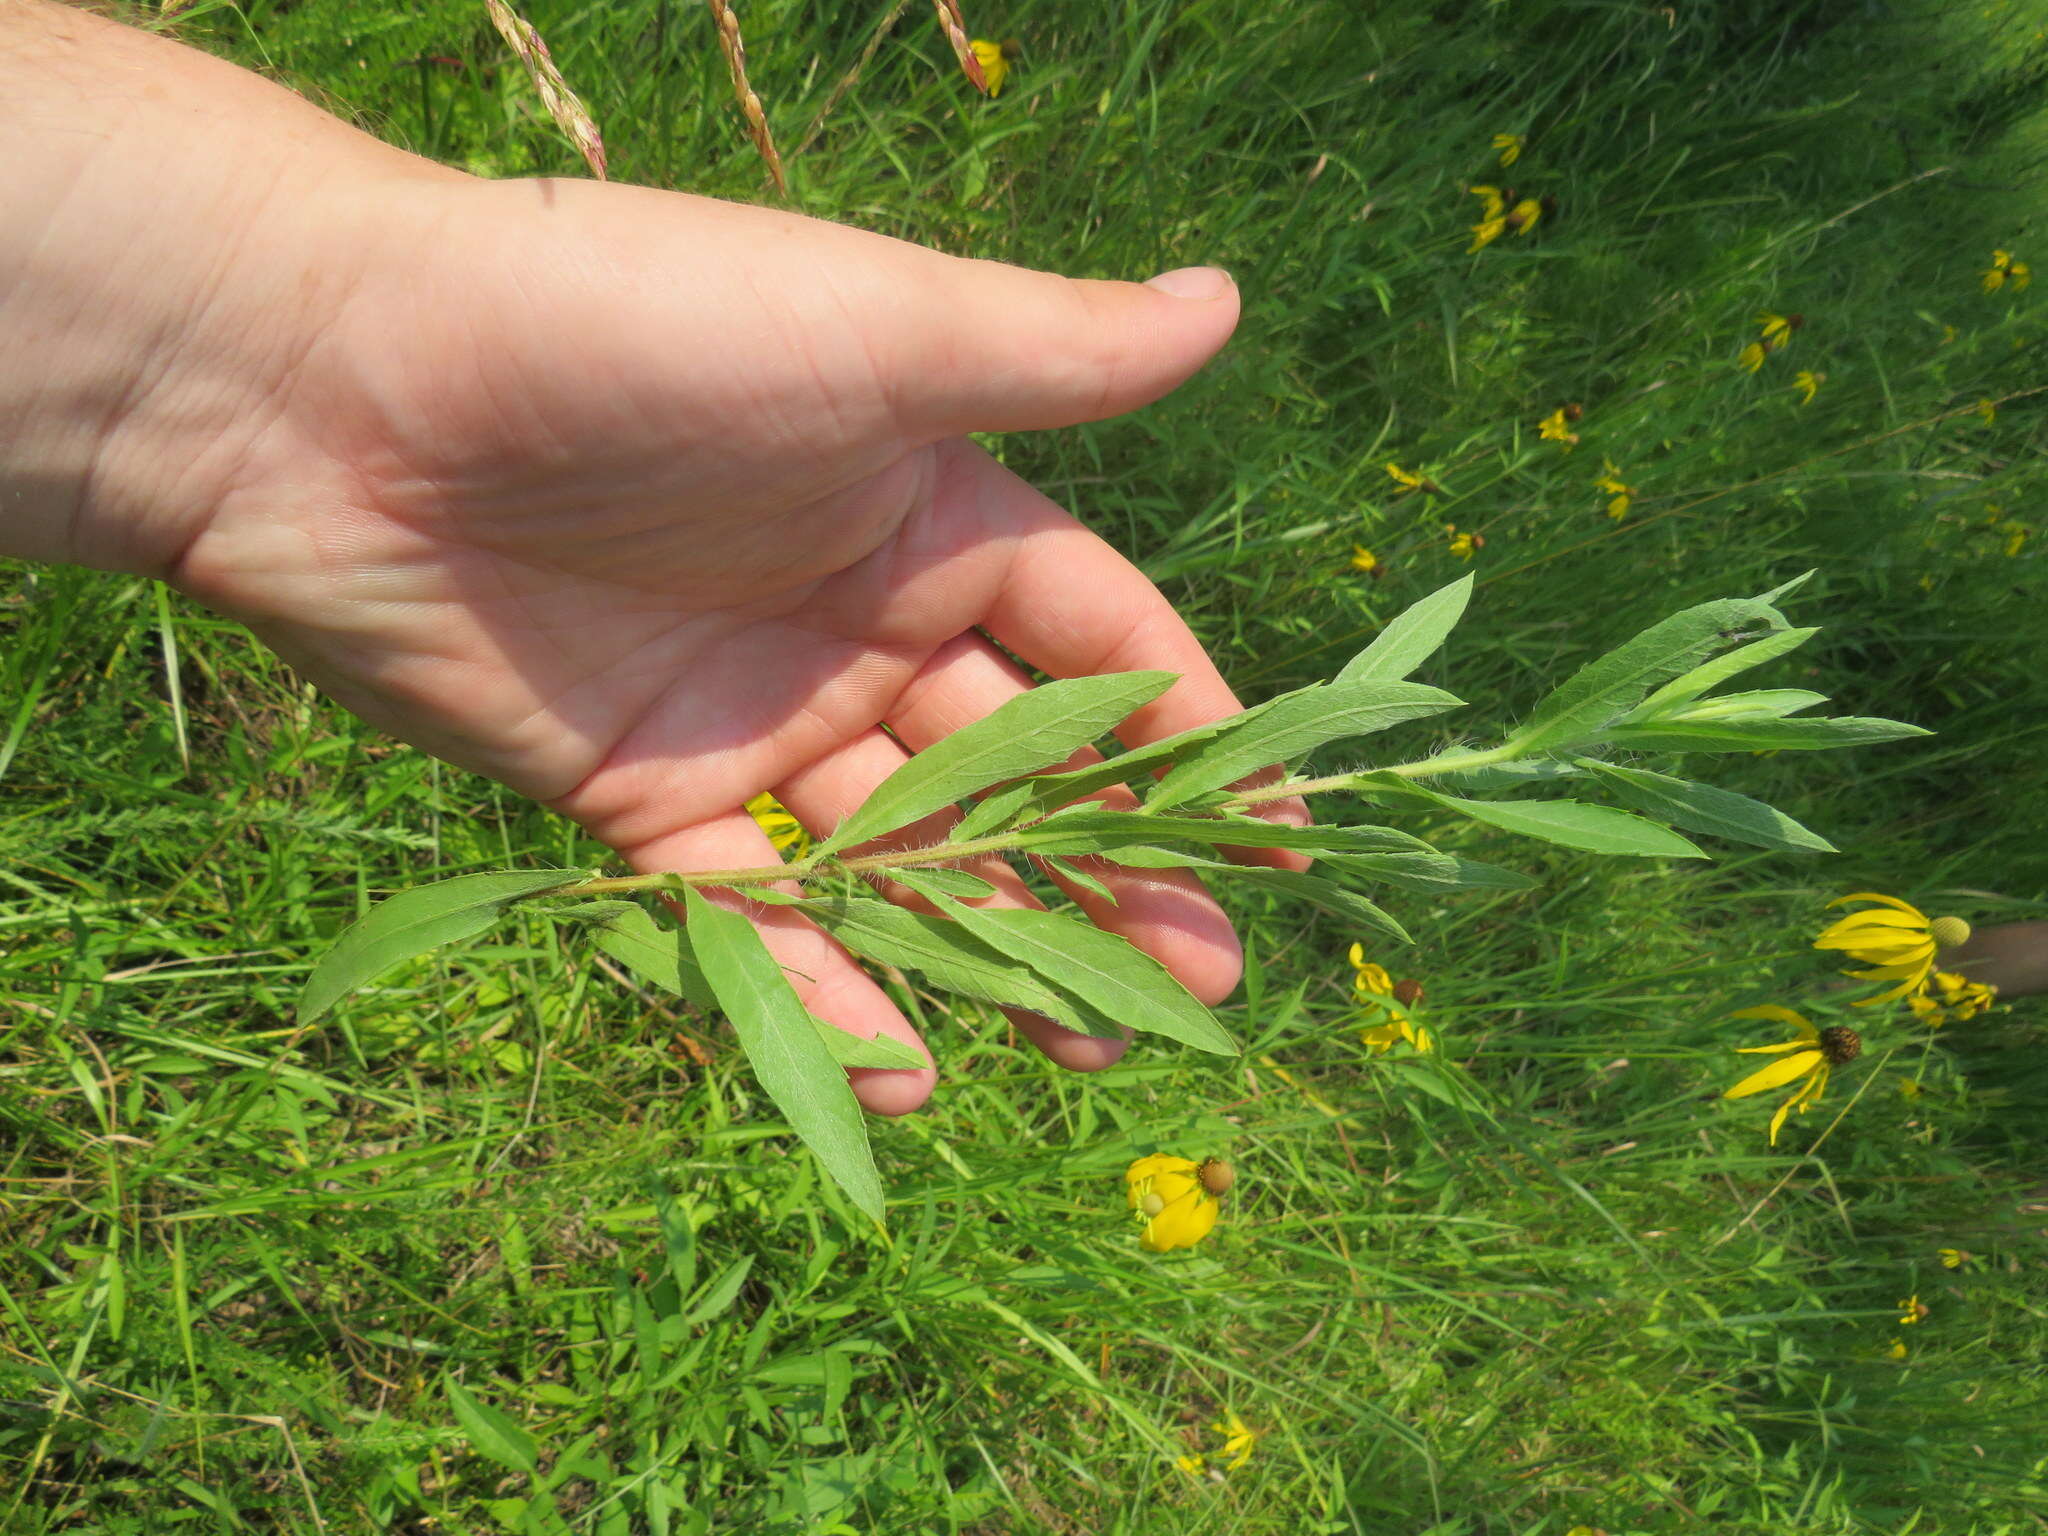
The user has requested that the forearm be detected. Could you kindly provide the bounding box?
[0,0,445,575]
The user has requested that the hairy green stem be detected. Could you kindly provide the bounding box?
[556,740,1523,899]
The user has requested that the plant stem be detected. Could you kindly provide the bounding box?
[553,741,1523,899]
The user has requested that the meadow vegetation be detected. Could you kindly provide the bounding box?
[4,0,2047,1530]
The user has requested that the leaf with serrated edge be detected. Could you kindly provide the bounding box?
[1627,627,1819,720]
[1511,596,1792,753]
[929,896,1238,1055]
[1581,760,1835,852]
[682,887,885,1222]
[1149,679,1461,808]
[1605,717,1928,753]
[818,671,1176,855]
[1337,574,1473,684]
[300,869,576,1023]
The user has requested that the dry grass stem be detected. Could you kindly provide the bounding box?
[705,0,788,195]
[482,0,609,179]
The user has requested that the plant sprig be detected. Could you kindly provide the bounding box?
[296,573,1925,1221]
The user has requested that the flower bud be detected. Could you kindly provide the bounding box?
[1929,915,1971,949]
[1197,1158,1236,1197]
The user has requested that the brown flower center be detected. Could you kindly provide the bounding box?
[1819,1026,1863,1065]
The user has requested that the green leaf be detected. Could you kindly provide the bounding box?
[1581,760,1836,853]
[299,870,576,1023]
[1627,627,1819,719]
[817,671,1177,854]
[890,867,997,900]
[1374,778,1706,858]
[568,901,715,1010]
[1099,848,1410,941]
[1447,797,1706,858]
[805,896,1102,1034]
[814,1022,928,1069]
[951,779,1038,842]
[1043,857,1119,904]
[682,888,885,1223]
[1149,679,1461,808]
[1665,688,1828,721]
[1336,574,1473,684]
[445,1378,538,1475]
[1510,594,1793,754]
[928,897,1238,1055]
[1012,807,1421,858]
[1605,716,1929,753]
[1000,711,1257,822]
[683,1256,756,1327]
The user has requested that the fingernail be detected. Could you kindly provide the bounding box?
[1144,265,1234,300]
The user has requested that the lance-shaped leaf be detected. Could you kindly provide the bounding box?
[1011,807,1428,858]
[445,1378,538,1475]
[1368,776,1706,858]
[1337,574,1473,684]
[924,896,1238,1055]
[1660,688,1827,721]
[1147,679,1462,809]
[816,671,1176,855]
[1096,846,1411,941]
[1580,760,1836,853]
[806,895,1113,1037]
[977,709,1259,830]
[559,900,715,1010]
[1605,716,1928,753]
[1509,591,1796,754]
[299,869,577,1023]
[682,887,884,1223]
[1626,626,1819,720]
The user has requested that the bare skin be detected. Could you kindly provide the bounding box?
[2,3,1309,1113]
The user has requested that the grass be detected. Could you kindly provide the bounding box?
[5,0,2048,1530]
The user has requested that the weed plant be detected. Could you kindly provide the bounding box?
[4,0,2046,1530]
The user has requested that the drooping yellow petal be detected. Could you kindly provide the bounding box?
[969,38,1011,97]
[1826,892,1926,915]
[1142,1172,1219,1251]
[1725,1049,1826,1100]
[1730,1004,1817,1035]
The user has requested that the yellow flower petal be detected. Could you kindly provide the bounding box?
[1724,1049,1826,1100]
[1826,892,1926,914]
[1730,1004,1817,1035]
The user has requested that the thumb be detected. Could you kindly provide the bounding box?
[883,257,1240,439]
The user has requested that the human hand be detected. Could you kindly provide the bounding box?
[5,4,1303,1111]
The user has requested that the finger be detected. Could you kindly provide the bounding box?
[880,257,1241,438]
[774,727,1132,1072]
[878,633,1246,1005]
[940,445,1314,865]
[610,811,938,1116]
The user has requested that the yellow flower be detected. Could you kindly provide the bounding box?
[1938,1247,1966,1269]
[1468,216,1508,253]
[1981,249,2029,293]
[1793,369,1821,405]
[1469,184,1506,221]
[1814,893,1969,1005]
[1467,185,1507,250]
[746,791,812,860]
[1349,943,1432,1054]
[1506,197,1544,235]
[1738,341,1767,373]
[1595,458,1635,521]
[1976,398,1997,425]
[1386,462,1427,493]
[1723,1004,1862,1146]
[2001,520,2030,558]
[1174,1452,1209,1477]
[1445,523,1477,561]
[969,38,1014,98]
[1538,406,1580,449]
[1214,1410,1259,1470]
[1125,1154,1221,1253]
[1941,323,1958,345]
[1908,970,1997,1027]
[1887,1338,1909,1360]
[1492,132,1524,168]
[1758,311,1796,351]
[1349,544,1381,574]
[1898,1293,1928,1325]
[1896,1075,1924,1099]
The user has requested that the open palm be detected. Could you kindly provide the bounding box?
[169,175,1281,1111]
